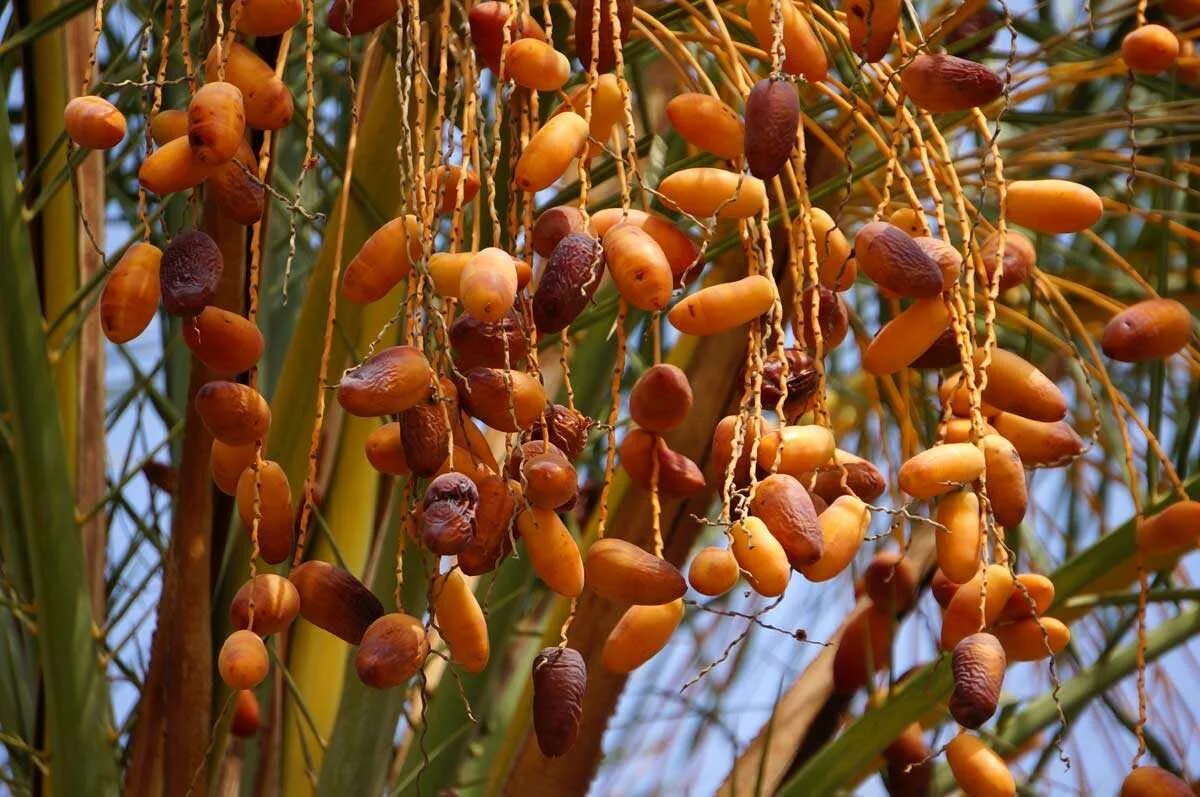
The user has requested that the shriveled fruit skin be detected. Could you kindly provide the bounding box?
[182,306,264,375]
[602,225,674,311]
[518,507,584,596]
[517,440,579,509]
[982,434,1027,528]
[797,286,850,351]
[832,605,892,695]
[231,690,260,738]
[235,460,295,564]
[602,598,684,673]
[900,54,1003,112]
[219,630,270,688]
[238,0,303,35]
[459,368,547,432]
[745,0,827,80]
[949,632,1005,728]
[397,393,451,478]
[619,429,706,497]
[449,310,529,371]
[504,39,570,92]
[195,381,271,445]
[355,613,429,688]
[940,564,1015,650]
[590,208,701,284]
[1005,179,1102,234]
[101,242,161,344]
[585,538,686,605]
[1101,298,1193,362]
[532,206,587,257]
[668,275,776,336]
[991,617,1069,661]
[532,646,586,757]
[459,476,520,575]
[1121,24,1180,74]
[658,168,767,219]
[574,0,632,72]
[688,546,740,596]
[861,551,918,614]
[744,79,800,179]
[139,136,218,194]
[529,404,593,461]
[911,237,963,290]
[935,489,982,584]
[208,140,265,225]
[431,569,489,673]
[64,95,126,149]
[990,414,1082,467]
[946,733,1015,797]
[533,233,605,333]
[162,230,224,316]
[1119,765,1192,797]
[341,215,421,303]
[844,0,900,61]
[800,495,869,582]
[289,560,385,644]
[206,43,293,130]
[187,81,245,164]
[421,472,479,554]
[230,573,301,635]
[337,345,433,417]
[980,230,1035,292]
[732,516,791,596]
[211,440,257,494]
[898,443,986,500]
[1135,500,1200,555]
[803,451,886,504]
[750,474,822,569]
[629,364,692,433]
[854,222,943,298]
[665,93,744,160]
[760,348,820,419]
[864,298,949,375]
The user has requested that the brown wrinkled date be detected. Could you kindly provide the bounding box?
[532,646,586,757]
[532,205,587,257]
[355,613,430,689]
[749,474,822,569]
[805,453,886,504]
[533,233,605,334]
[289,560,385,644]
[161,230,223,315]
[744,78,800,180]
[900,54,1004,113]
[421,472,479,554]
[458,475,520,575]
[449,310,529,371]
[760,348,820,419]
[949,632,1006,728]
[797,286,849,350]
[337,345,434,417]
[854,221,944,298]
[399,380,456,476]
[529,404,594,461]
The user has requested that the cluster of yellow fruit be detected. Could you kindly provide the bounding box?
[66,0,1198,785]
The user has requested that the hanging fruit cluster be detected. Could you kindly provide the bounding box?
[68,0,1200,785]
